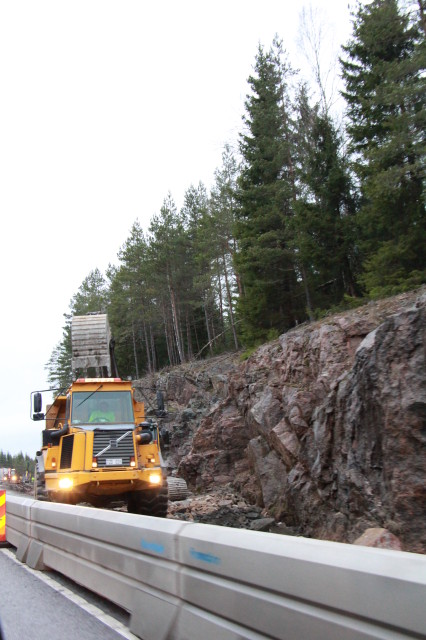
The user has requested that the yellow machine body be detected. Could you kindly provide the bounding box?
[36,378,167,514]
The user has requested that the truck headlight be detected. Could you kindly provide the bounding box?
[58,477,73,490]
[148,473,161,485]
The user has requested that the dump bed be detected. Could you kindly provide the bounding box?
[71,314,112,376]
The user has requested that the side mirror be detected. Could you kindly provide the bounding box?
[32,392,45,421]
[34,392,42,413]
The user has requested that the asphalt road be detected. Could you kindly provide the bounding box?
[0,548,138,640]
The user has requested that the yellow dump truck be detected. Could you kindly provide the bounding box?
[31,314,169,516]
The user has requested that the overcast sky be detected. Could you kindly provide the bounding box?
[0,0,355,457]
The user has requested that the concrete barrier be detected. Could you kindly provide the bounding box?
[5,495,426,640]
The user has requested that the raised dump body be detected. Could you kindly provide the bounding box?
[71,313,113,377]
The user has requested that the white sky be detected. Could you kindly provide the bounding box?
[0,0,354,456]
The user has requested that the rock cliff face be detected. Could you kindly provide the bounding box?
[136,288,425,553]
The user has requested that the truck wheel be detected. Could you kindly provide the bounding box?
[128,481,168,518]
[89,496,111,508]
[50,492,77,505]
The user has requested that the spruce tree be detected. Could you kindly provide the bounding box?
[341,0,425,296]
[235,38,298,344]
[291,85,359,311]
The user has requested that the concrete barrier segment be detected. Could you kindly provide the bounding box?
[129,587,181,640]
[43,544,141,613]
[26,539,46,570]
[31,500,186,561]
[177,522,426,637]
[179,566,411,640]
[174,603,270,640]
[30,501,189,596]
[5,495,36,557]
[31,519,182,596]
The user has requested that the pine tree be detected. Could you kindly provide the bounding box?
[148,194,188,364]
[108,221,155,377]
[291,84,359,311]
[210,145,241,350]
[341,0,425,296]
[70,268,109,315]
[235,38,298,344]
[181,183,216,356]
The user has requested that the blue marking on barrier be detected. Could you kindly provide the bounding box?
[140,539,165,554]
[190,547,221,565]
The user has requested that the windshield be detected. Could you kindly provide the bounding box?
[71,391,134,425]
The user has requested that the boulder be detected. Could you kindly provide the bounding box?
[353,528,403,551]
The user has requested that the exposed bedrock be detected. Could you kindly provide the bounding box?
[139,289,426,552]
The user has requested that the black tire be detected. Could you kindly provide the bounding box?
[89,496,111,508]
[50,492,77,505]
[128,481,168,518]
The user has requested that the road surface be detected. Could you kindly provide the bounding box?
[0,548,138,640]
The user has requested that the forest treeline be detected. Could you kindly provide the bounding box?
[0,451,35,477]
[46,0,425,389]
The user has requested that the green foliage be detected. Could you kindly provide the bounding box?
[45,14,424,377]
[290,85,360,311]
[313,293,369,320]
[341,0,425,294]
[266,328,280,341]
[239,345,262,361]
[360,238,426,298]
[0,450,35,476]
[235,38,300,344]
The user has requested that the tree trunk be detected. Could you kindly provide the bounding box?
[132,321,139,379]
[203,296,213,355]
[223,251,239,349]
[168,273,185,363]
[230,240,243,296]
[149,324,157,372]
[216,258,225,339]
[162,303,174,365]
[418,0,426,36]
[185,311,193,360]
[301,265,315,322]
[142,318,152,374]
